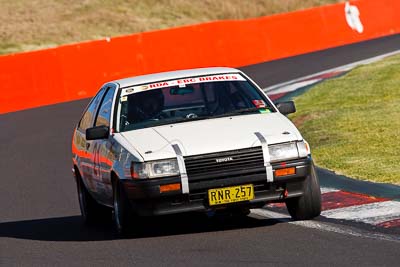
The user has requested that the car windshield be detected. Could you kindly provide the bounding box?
[118,73,275,132]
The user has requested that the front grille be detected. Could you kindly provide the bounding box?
[184,146,264,181]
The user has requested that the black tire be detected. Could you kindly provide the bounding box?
[285,162,321,220]
[76,174,111,225]
[113,180,133,235]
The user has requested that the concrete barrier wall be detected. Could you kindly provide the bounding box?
[1,0,399,114]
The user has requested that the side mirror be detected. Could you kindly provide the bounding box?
[275,101,296,115]
[86,126,109,140]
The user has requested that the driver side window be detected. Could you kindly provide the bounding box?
[95,88,115,127]
[79,88,105,131]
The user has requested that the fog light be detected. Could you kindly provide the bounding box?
[275,167,296,177]
[160,183,181,193]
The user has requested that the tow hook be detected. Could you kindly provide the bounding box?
[284,188,289,198]
[280,188,289,199]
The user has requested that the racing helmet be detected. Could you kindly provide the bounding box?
[136,89,165,118]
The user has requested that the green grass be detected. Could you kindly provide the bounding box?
[0,0,340,55]
[290,55,400,185]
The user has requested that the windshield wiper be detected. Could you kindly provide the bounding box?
[125,107,269,130]
[166,116,211,124]
[123,116,210,130]
[213,107,265,118]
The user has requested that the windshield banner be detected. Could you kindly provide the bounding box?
[122,74,246,96]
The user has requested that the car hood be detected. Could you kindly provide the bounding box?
[120,113,303,161]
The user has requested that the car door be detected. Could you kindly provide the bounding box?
[75,87,106,193]
[91,86,116,205]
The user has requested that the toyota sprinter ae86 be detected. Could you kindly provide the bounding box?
[72,67,321,234]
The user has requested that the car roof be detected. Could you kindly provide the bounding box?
[112,67,242,88]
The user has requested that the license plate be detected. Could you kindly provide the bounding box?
[208,184,254,206]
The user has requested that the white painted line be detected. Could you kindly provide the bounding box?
[251,208,400,243]
[320,187,340,194]
[321,201,400,225]
[250,208,290,220]
[264,49,400,92]
[292,220,400,243]
[267,79,321,95]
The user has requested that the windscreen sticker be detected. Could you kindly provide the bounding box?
[259,109,271,114]
[121,73,246,96]
[252,99,266,108]
[125,88,134,94]
[120,96,128,102]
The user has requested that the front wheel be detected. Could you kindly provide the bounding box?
[76,175,111,224]
[285,162,321,220]
[113,180,134,235]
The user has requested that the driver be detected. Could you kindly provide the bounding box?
[127,89,165,123]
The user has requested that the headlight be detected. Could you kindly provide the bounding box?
[131,159,180,179]
[268,142,299,163]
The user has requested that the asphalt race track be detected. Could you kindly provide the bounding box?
[241,34,400,87]
[1,34,400,266]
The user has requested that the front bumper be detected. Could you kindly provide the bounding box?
[121,157,312,216]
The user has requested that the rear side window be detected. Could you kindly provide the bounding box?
[95,88,115,127]
[79,88,105,130]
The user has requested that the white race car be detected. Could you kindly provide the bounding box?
[72,67,321,234]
